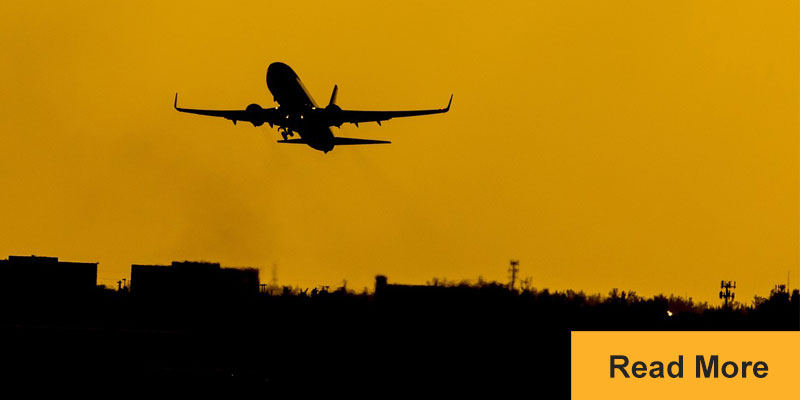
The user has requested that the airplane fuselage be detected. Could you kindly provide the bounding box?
[266,62,336,152]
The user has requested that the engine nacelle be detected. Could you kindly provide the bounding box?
[246,103,265,127]
[325,103,343,127]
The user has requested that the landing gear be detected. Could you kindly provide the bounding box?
[280,127,294,140]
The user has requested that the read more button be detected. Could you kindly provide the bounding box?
[571,332,800,400]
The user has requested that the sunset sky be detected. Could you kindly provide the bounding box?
[1,1,796,303]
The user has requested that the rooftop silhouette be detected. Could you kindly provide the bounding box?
[0,255,96,298]
[130,260,259,301]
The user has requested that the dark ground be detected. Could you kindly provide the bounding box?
[1,279,797,396]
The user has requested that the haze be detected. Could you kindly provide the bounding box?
[0,1,796,303]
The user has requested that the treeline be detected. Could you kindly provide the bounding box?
[253,277,799,330]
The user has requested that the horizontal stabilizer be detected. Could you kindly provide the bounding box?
[277,137,390,146]
[333,137,391,145]
[277,139,307,144]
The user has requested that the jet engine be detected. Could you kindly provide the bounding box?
[246,103,265,127]
[325,103,343,127]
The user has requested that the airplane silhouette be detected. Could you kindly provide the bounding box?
[174,62,452,153]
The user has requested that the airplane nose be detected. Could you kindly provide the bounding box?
[267,62,295,78]
[267,62,298,94]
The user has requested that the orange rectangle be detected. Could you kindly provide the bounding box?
[572,331,800,400]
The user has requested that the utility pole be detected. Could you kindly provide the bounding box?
[508,260,520,291]
[719,280,736,308]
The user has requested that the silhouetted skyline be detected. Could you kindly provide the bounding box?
[0,254,795,311]
[1,265,796,393]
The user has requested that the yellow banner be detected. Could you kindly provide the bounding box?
[572,331,800,399]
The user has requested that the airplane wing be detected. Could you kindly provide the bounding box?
[173,93,280,126]
[336,95,452,126]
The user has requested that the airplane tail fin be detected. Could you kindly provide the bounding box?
[328,85,338,106]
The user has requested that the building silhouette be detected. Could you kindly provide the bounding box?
[0,255,97,299]
[130,261,259,301]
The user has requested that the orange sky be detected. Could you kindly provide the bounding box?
[0,1,796,303]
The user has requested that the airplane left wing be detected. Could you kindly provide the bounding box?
[173,93,281,127]
[336,95,452,126]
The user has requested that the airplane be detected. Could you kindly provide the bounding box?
[174,62,452,153]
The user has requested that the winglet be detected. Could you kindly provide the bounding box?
[444,94,453,112]
[174,93,179,110]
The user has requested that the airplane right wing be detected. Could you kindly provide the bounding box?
[335,95,452,126]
